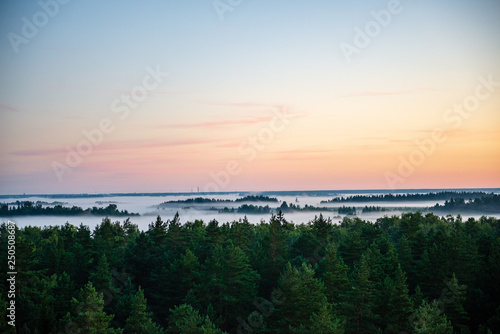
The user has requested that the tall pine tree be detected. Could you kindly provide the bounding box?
[265,262,344,334]
[412,301,453,334]
[124,287,164,334]
[344,252,378,333]
[316,242,349,307]
[62,282,121,334]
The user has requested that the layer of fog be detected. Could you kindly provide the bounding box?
[1,191,499,231]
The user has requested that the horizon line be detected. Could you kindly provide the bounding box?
[1,187,499,198]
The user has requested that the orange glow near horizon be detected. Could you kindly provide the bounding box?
[1,1,500,194]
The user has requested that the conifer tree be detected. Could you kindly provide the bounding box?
[64,282,121,334]
[93,218,126,268]
[411,285,425,310]
[311,214,333,240]
[155,248,200,322]
[339,229,365,269]
[344,252,378,333]
[253,214,289,296]
[72,223,95,287]
[53,271,75,321]
[441,273,469,333]
[384,265,413,333]
[187,242,259,332]
[316,242,349,307]
[148,215,168,247]
[167,212,184,256]
[397,235,417,288]
[167,304,225,334]
[266,262,344,334]
[418,244,449,296]
[124,287,164,334]
[412,301,453,334]
[90,254,113,293]
[293,303,345,334]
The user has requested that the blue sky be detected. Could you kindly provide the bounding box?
[1,0,499,194]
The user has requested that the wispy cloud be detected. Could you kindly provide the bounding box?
[197,100,292,114]
[0,103,20,113]
[340,90,416,98]
[163,116,274,129]
[9,138,218,157]
[272,149,335,155]
[9,148,64,157]
[341,88,465,98]
[96,88,175,98]
[43,84,62,92]
[100,139,217,151]
[267,149,336,161]
[214,142,242,149]
[199,101,279,108]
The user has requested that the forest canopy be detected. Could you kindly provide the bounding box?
[1,212,500,333]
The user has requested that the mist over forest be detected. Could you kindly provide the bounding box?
[2,0,500,332]
[1,189,500,333]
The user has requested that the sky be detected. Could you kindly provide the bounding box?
[0,0,499,194]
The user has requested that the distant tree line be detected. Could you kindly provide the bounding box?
[234,195,278,203]
[2,200,68,206]
[219,204,273,214]
[362,206,390,213]
[165,197,226,204]
[225,195,500,216]
[433,194,500,213]
[337,206,357,215]
[321,191,491,203]
[218,202,359,215]
[0,201,139,216]
[160,195,278,206]
[2,212,500,333]
[278,202,333,212]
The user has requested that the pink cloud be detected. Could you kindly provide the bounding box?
[267,149,336,161]
[98,139,217,151]
[9,148,65,156]
[9,138,218,157]
[164,116,274,129]
[200,101,277,108]
[215,142,241,148]
[341,90,416,98]
[197,101,292,114]
[273,149,334,155]
[60,115,85,120]
[162,104,304,130]
[96,88,175,98]
[341,88,465,98]
[0,103,20,113]
[43,84,61,92]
